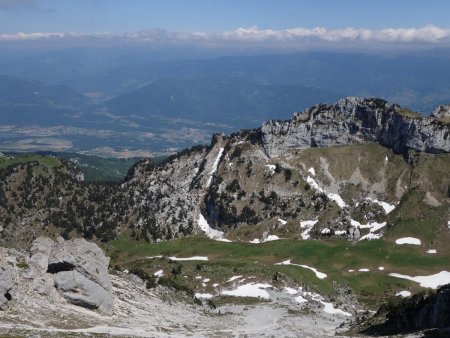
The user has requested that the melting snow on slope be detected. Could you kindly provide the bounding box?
[365,197,396,214]
[227,275,242,283]
[265,164,276,175]
[300,220,318,240]
[320,301,352,317]
[278,218,287,225]
[206,147,224,187]
[167,256,209,261]
[249,235,281,243]
[275,260,327,279]
[389,271,450,289]
[359,233,382,241]
[396,291,411,298]
[351,219,387,241]
[306,176,347,208]
[198,213,231,242]
[395,237,421,245]
[195,293,213,299]
[284,287,298,295]
[295,295,308,303]
[153,270,164,277]
[222,283,272,299]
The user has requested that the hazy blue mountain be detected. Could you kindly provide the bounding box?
[67,50,450,113]
[105,76,341,127]
[0,75,89,124]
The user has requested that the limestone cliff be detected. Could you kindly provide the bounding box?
[261,97,450,158]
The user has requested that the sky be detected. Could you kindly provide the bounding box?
[1,0,450,49]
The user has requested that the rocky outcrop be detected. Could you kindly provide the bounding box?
[0,265,14,309]
[261,97,450,158]
[362,284,450,335]
[31,237,113,314]
[0,237,113,314]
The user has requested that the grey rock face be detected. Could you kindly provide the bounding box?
[30,237,113,314]
[0,265,14,309]
[364,284,450,335]
[431,104,450,119]
[54,270,113,313]
[261,97,450,158]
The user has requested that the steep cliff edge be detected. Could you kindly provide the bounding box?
[261,97,449,158]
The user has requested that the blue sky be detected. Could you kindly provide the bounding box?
[0,0,449,33]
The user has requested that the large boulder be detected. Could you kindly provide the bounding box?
[30,237,113,314]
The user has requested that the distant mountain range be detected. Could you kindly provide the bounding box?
[1,49,450,155]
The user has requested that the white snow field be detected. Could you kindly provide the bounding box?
[198,213,231,242]
[395,237,421,245]
[222,283,272,299]
[206,147,224,187]
[306,176,347,208]
[275,259,327,279]
[396,291,412,297]
[365,197,396,214]
[300,220,318,240]
[389,271,450,289]
[167,256,209,261]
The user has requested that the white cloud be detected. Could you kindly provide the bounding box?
[1,25,450,48]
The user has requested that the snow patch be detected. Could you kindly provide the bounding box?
[249,235,281,244]
[358,269,370,272]
[427,249,437,254]
[300,220,318,240]
[153,270,164,277]
[206,147,224,187]
[265,164,276,175]
[365,197,396,214]
[320,301,352,317]
[378,267,385,271]
[198,213,231,242]
[284,287,298,295]
[389,271,450,289]
[278,218,287,225]
[265,235,281,242]
[195,293,213,299]
[395,237,421,245]
[275,260,327,279]
[222,283,272,299]
[307,176,347,208]
[227,275,242,283]
[308,167,316,176]
[167,256,208,261]
[359,233,382,241]
[295,295,308,303]
[396,291,411,298]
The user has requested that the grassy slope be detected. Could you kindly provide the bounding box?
[105,227,450,309]
[105,144,449,309]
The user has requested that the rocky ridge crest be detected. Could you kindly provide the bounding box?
[261,97,450,158]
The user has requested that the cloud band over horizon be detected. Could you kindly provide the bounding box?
[1,25,450,49]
